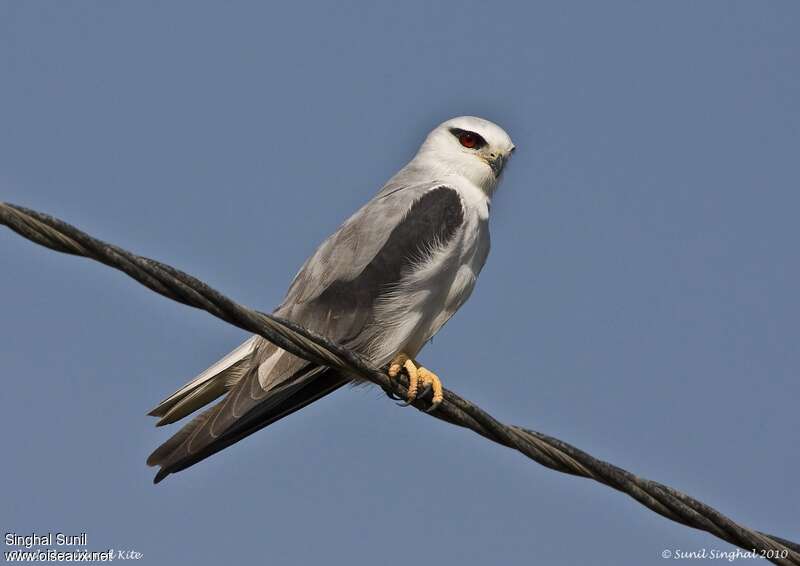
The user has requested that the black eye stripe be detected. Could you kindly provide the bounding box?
[449,128,487,149]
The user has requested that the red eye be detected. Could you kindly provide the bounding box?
[459,132,478,148]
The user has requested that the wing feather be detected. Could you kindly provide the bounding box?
[282,181,443,305]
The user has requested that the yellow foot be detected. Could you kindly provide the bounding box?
[418,367,443,411]
[387,352,443,412]
[388,352,419,399]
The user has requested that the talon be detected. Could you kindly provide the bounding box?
[418,367,443,412]
[388,353,408,378]
[387,352,421,405]
[416,382,433,401]
[384,387,403,401]
[387,353,443,411]
[384,356,405,400]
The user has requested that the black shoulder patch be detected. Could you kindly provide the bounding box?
[401,186,465,252]
[361,185,465,285]
[359,183,465,292]
[309,185,465,343]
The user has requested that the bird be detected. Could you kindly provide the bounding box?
[147,116,516,483]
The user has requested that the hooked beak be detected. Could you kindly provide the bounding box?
[487,153,507,177]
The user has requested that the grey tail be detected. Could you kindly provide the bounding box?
[147,337,258,426]
[147,368,348,484]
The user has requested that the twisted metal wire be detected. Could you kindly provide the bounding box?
[2,202,797,566]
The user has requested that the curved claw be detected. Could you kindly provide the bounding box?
[387,353,413,403]
[416,382,433,402]
[417,367,443,413]
[387,352,438,409]
[384,387,403,401]
[425,399,442,413]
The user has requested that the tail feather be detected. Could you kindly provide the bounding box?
[148,367,347,483]
[147,335,350,484]
[146,403,221,467]
[148,337,257,425]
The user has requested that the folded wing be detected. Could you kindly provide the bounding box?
[148,183,466,482]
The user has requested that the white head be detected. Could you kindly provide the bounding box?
[415,116,516,194]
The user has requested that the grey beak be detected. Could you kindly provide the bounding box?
[488,154,506,177]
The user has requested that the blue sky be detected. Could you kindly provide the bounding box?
[1,2,798,565]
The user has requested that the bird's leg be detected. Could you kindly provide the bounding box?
[387,352,443,412]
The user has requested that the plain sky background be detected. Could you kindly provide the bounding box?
[1,2,798,565]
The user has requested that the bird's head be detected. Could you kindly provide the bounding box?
[417,116,516,194]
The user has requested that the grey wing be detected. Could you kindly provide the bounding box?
[282,180,442,306]
[277,181,466,349]
[148,182,466,482]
